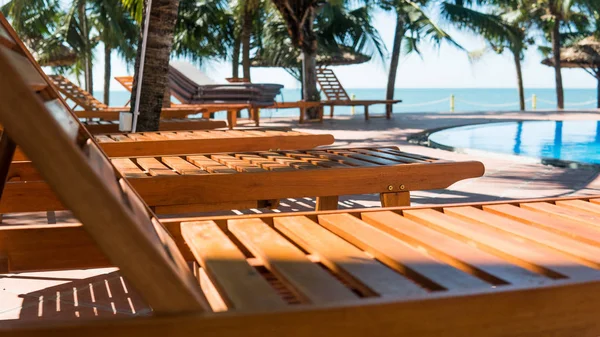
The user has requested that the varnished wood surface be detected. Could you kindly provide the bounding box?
[4,147,484,213]
[4,196,600,336]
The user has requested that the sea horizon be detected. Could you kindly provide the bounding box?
[94,87,599,118]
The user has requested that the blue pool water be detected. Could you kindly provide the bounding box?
[429,120,600,165]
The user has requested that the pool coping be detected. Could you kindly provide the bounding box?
[409,120,600,170]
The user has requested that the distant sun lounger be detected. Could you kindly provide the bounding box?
[2,22,600,334]
[116,74,276,129]
[49,74,227,132]
[317,67,402,120]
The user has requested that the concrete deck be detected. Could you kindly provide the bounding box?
[2,109,600,322]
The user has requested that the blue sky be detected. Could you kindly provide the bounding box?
[91,8,596,91]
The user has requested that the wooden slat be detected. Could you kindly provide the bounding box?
[211,154,266,173]
[555,199,600,215]
[111,158,148,178]
[317,213,489,290]
[352,148,424,164]
[484,204,600,247]
[307,150,378,167]
[181,220,287,310]
[186,155,238,174]
[136,157,178,176]
[161,156,207,175]
[361,211,548,286]
[329,149,401,166]
[228,218,357,304]
[274,216,426,297]
[521,202,600,228]
[85,140,122,199]
[0,46,47,91]
[445,206,600,269]
[45,100,80,141]
[404,209,598,279]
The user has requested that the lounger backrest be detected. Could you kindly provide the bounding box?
[49,74,109,110]
[316,67,350,101]
[115,75,134,92]
[0,14,207,314]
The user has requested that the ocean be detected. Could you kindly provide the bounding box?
[97,88,599,119]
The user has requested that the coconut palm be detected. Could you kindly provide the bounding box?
[269,0,385,118]
[443,0,532,110]
[89,0,138,104]
[0,0,76,67]
[527,0,590,109]
[380,0,460,115]
[128,0,180,132]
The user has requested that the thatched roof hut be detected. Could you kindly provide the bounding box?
[33,44,77,67]
[251,47,371,68]
[541,36,600,70]
[542,36,600,108]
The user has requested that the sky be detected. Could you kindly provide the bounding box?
[80,8,597,91]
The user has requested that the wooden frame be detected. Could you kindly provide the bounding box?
[316,68,402,120]
[5,148,484,213]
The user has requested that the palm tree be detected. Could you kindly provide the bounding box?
[129,0,180,131]
[269,0,384,118]
[270,0,321,118]
[89,0,138,104]
[527,0,590,109]
[443,0,532,110]
[381,0,459,115]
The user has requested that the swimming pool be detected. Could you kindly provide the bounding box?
[429,120,600,165]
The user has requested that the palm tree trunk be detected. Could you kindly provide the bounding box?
[513,50,525,111]
[302,47,319,119]
[232,33,241,78]
[386,10,404,115]
[129,0,180,132]
[104,44,111,105]
[551,20,564,109]
[596,68,600,109]
[79,0,93,93]
[241,0,253,81]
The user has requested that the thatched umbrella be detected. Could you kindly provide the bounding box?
[33,44,77,67]
[251,48,371,68]
[542,36,600,108]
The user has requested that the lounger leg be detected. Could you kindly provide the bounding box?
[380,191,410,207]
[330,105,334,118]
[386,103,392,119]
[227,110,236,129]
[299,107,305,124]
[319,105,324,123]
[365,105,369,120]
[316,195,339,211]
[257,199,280,209]
[0,254,8,273]
[253,108,260,126]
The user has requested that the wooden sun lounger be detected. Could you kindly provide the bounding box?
[7,146,483,213]
[317,67,401,120]
[226,77,325,123]
[116,75,268,129]
[49,74,227,131]
[10,129,334,160]
[1,37,600,335]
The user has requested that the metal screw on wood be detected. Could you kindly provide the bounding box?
[387,185,393,191]
[399,185,405,190]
